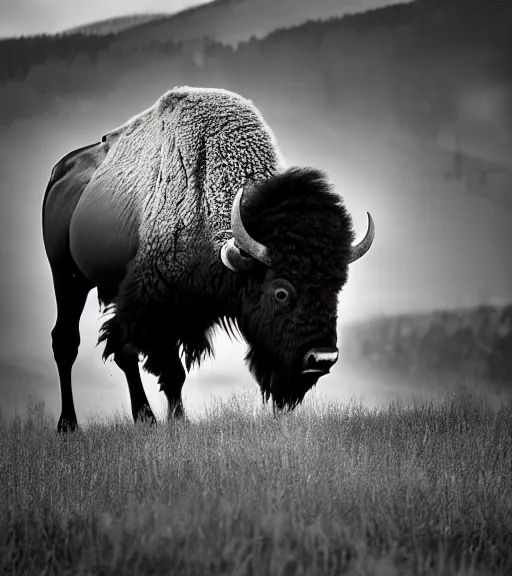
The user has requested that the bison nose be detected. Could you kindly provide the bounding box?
[301,347,339,375]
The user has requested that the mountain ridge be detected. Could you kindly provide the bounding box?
[113,0,413,47]
[0,0,510,165]
[61,14,170,37]
[56,0,412,47]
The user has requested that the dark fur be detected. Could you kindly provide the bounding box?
[99,166,355,410]
[242,166,355,282]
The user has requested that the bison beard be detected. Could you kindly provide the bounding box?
[245,345,320,411]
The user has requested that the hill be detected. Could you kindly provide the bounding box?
[110,0,411,48]
[0,0,510,152]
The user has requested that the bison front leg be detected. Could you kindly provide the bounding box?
[101,314,157,425]
[113,342,157,426]
[145,350,187,421]
[160,354,186,420]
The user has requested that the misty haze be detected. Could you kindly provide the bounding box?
[1,0,512,573]
[1,0,512,424]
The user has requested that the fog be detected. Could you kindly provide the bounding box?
[0,74,510,423]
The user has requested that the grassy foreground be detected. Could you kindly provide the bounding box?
[0,390,511,575]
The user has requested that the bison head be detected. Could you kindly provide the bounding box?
[220,167,374,411]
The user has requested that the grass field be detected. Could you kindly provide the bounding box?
[1,389,511,575]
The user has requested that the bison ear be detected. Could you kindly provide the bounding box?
[221,238,260,273]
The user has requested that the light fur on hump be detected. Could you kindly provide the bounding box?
[91,87,285,281]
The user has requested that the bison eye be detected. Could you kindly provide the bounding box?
[274,287,289,303]
[267,279,296,308]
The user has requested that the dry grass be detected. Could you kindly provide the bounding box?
[0,389,511,575]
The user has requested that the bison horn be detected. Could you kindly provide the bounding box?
[221,186,272,272]
[231,187,272,267]
[349,212,375,264]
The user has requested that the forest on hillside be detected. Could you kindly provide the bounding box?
[343,303,512,390]
[0,0,511,144]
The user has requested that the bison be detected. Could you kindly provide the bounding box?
[42,87,374,432]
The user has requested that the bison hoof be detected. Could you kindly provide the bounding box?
[134,406,157,426]
[57,416,78,434]
[167,406,188,422]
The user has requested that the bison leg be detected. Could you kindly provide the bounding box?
[145,350,187,420]
[160,353,187,420]
[51,271,93,433]
[100,313,157,425]
[113,340,157,426]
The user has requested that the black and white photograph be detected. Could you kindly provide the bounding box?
[0,0,511,573]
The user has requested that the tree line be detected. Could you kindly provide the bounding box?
[345,304,512,388]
